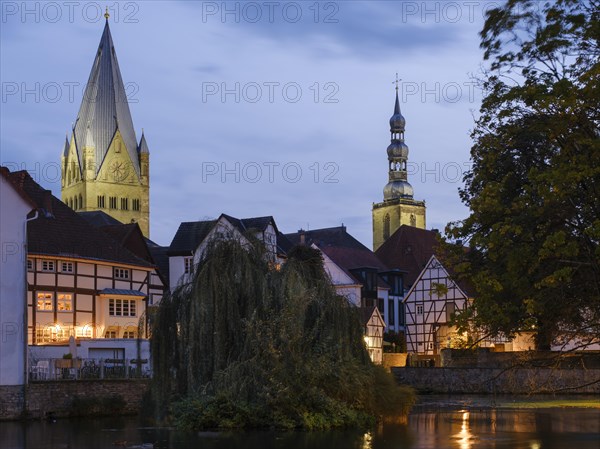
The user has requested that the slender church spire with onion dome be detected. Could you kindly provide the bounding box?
[372,75,426,251]
[60,8,151,237]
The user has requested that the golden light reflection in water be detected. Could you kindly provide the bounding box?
[362,432,372,449]
[457,411,472,449]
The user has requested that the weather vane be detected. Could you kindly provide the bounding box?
[393,73,401,92]
[104,6,110,20]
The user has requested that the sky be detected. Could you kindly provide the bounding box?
[0,1,492,247]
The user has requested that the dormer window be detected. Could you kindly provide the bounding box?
[41,260,55,272]
[114,268,130,280]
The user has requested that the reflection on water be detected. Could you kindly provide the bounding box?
[1,402,599,449]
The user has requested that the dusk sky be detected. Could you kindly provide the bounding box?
[0,1,490,247]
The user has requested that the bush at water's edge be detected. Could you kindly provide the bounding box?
[151,240,415,430]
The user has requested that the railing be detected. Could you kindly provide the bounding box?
[29,358,151,381]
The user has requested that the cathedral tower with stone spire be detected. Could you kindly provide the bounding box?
[372,83,426,251]
[61,11,150,237]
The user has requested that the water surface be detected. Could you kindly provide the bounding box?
[2,396,599,449]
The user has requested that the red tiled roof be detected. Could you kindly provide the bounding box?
[8,170,153,268]
[375,225,440,288]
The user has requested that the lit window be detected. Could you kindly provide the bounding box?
[416,304,424,315]
[109,298,136,317]
[57,294,72,312]
[36,292,53,311]
[27,259,33,271]
[61,261,74,273]
[123,331,136,339]
[184,257,193,274]
[41,260,55,272]
[114,268,130,279]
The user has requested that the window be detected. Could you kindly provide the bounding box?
[57,293,72,312]
[97,195,105,208]
[114,268,130,279]
[383,214,390,240]
[388,299,395,326]
[446,302,456,321]
[132,198,140,211]
[377,298,385,322]
[416,304,424,315]
[109,298,137,317]
[60,261,74,273]
[123,331,136,339]
[184,257,193,274]
[41,260,55,272]
[121,198,128,210]
[79,194,83,209]
[105,330,117,338]
[27,259,33,271]
[36,292,53,311]
[109,196,117,209]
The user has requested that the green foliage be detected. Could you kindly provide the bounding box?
[383,331,407,353]
[444,0,600,349]
[151,238,414,429]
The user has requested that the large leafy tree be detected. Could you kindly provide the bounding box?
[445,0,600,349]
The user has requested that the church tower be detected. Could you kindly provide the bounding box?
[372,83,426,251]
[61,11,150,237]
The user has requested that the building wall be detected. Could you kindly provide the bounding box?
[372,198,426,250]
[0,380,150,420]
[61,132,150,237]
[27,256,160,343]
[392,366,600,394]
[0,176,32,386]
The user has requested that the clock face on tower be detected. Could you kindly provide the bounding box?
[109,159,129,182]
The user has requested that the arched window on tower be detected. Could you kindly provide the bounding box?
[74,196,78,210]
[383,214,391,241]
[79,194,83,209]
[410,214,416,227]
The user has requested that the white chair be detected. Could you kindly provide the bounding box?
[31,360,49,380]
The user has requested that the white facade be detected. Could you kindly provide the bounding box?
[364,308,385,364]
[404,255,469,355]
[0,174,34,385]
[169,216,282,291]
[27,256,161,344]
[318,247,363,307]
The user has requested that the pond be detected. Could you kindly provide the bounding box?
[1,396,599,449]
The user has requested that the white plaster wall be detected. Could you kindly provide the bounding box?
[0,176,31,385]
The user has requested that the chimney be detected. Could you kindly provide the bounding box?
[298,229,305,245]
[42,190,53,216]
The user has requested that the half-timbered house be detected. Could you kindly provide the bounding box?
[7,171,163,355]
[168,214,290,290]
[403,255,469,355]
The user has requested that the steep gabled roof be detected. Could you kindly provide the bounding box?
[0,166,36,209]
[375,225,440,288]
[403,255,469,303]
[285,226,390,285]
[72,20,139,176]
[79,210,123,227]
[168,219,218,256]
[168,214,285,257]
[9,170,152,268]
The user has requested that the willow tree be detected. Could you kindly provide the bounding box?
[151,237,413,429]
[445,0,600,349]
